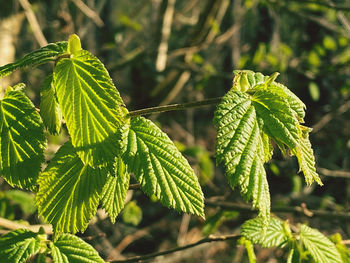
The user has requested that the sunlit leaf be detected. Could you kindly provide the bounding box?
[300,224,342,263]
[0,85,46,190]
[36,141,108,233]
[101,156,130,223]
[53,49,128,166]
[0,229,41,263]
[214,90,270,223]
[0,42,67,78]
[241,217,290,248]
[120,117,204,218]
[50,234,104,263]
[40,74,63,134]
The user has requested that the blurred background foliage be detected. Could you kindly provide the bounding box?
[1,0,350,262]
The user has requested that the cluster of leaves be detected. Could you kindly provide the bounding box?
[241,217,346,263]
[0,34,337,262]
[214,70,322,225]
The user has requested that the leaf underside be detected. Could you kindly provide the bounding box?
[0,86,46,190]
[121,117,205,218]
[53,50,127,166]
[50,234,104,263]
[0,41,67,78]
[36,141,107,233]
[0,229,41,263]
[101,156,130,223]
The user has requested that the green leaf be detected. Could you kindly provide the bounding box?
[36,141,108,233]
[40,74,63,134]
[50,234,104,263]
[241,217,290,248]
[0,42,67,78]
[53,50,127,166]
[0,229,41,263]
[214,90,270,223]
[299,224,342,263]
[0,85,46,190]
[252,90,300,150]
[329,233,350,263]
[122,201,142,226]
[120,117,204,218]
[293,127,322,185]
[101,156,130,223]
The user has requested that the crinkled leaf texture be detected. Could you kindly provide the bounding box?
[0,42,67,78]
[50,234,104,263]
[101,156,130,223]
[214,90,270,222]
[36,141,108,233]
[241,217,290,248]
[120,117,204,218]
[215,71,322,226]
[0,229,41,263]
[0,85,46,190]
[53,49,127,166]
[40,74,63,134]
[300,224,342,263]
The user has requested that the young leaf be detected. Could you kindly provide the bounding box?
[0,42,67,78]
[252,90,300,150]
[67,34,82,56]
[241,217,290,248]
[0,229,41,263]
[232,70,266,92]
[294,127,322,185]
[101,156,130,223]
[122,201,143,226]
[214,90,270,223]
[36,141,108,233]
[40,74,63,134]
[299,224,342,263]
[53,49,128,166]
[50,234,104,263]
[120,117,204,218]
[0,85,46,190]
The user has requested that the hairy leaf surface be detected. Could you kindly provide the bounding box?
[121,117,204,217]
[40,74,63,134]
[50,234,104,263]
[36,141,107,233]
[300,224,342,263]
[53,50,127,166]
[214,90,270,222]
[0,42,67,78]
[0,229,41,263]
[101,156,130,223]
[0,85,46,189]
[241,217,290,248]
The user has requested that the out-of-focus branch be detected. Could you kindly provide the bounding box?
[0,217,52,235]
[312,100,350,133]
[318,167,350,179]
[70,0,104,27]
[109,233,240,263]
[18,0,48,47]
[286,0,350,12]
[156,0,176,72]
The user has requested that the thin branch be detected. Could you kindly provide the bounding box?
[18,0,48,47]
[318,167,350,179]
[109,233,240,263]
[0,217,52,235]
[70,0,104,27]
[205,201,350,220]
[128,97,222,117]
[286,0,350,12]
